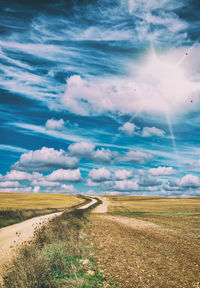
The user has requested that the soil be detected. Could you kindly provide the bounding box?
[90,214,200,288]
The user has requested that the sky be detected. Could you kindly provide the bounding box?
[1,0,200,197]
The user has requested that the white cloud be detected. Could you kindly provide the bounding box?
[139,177,162,187]
[68,142,114,163]
[0,187,33,193]
[102,191,130,196]
[85,179,100,187]
[142,127,165,137]
[62,57,200,117]
[165,174,200,191]
[112,180,139,191]
[92,148,113,163]
[88,167,111,182]
[3,170,42,181]
[119,122,136,136]
[45,118,64,130]
[46,169,82,182]
[0,144,29,153]
[68,142,95,157]
[179,174,199,188]
[33,186,40,193]
[41,183,78,193]
[58,184,77,193]
[0,181,22,188]
[86,189,95,195]
[149,166,177,176]
[31,180,60,187]
[114,169,133,180]
[189,159,200,170]
[11,147,79,171]
[116,150,153,164]
[163,183,180,191]
[10,122,89,144]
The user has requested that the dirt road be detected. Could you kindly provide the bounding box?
[92,196,110,213]
[0,212,62,277]
[0,197,97,281]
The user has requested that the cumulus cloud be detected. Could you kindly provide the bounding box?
[0,187,33,193]
[179,174,199,188]
[68,142,95,157]
[119,122,136,136]
[31,180,60,187]
[68,142,114,163]
[114,180,139,191]
[33,186,40,193]
[149,166,177,176]
[105,180,139,192]
[11,147,79,171]
[33,183,77,193]
[116,150,153,164]
[3,170,42,181]
[45,118,64,130]
[46,169,82,182]
[92,148,114,163]
[0,181,22,188]
[114,169,133,180]
[164,174,200,192]
[55,184,77,193]
[62,59,200,117]
[139,177,162,187]
[142,127,165,137]
[163,183,181,191]
[88,167,111,182]
[85,179,100,187]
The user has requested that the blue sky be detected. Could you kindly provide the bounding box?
[1,0,200,196]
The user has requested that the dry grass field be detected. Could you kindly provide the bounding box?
[107,196,200,238]
[0,192,83,210]
[90,196,200,288]
[0,192,84,228]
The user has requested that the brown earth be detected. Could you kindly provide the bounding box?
[90,214,200,288]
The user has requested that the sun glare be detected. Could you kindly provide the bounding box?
[134,52,199,116]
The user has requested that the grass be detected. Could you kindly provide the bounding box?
[0,192,84,228]
[2,209,106,288]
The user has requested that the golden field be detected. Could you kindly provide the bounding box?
[0,192,84,228]
[107,196,200,214]
[0,192,83,210]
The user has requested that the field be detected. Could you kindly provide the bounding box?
[0,192,84,228]
[2,195,200,287]
[107,196,200,237]
[90,196,200,288]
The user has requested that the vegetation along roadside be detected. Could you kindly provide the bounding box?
[1,198,116,288]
